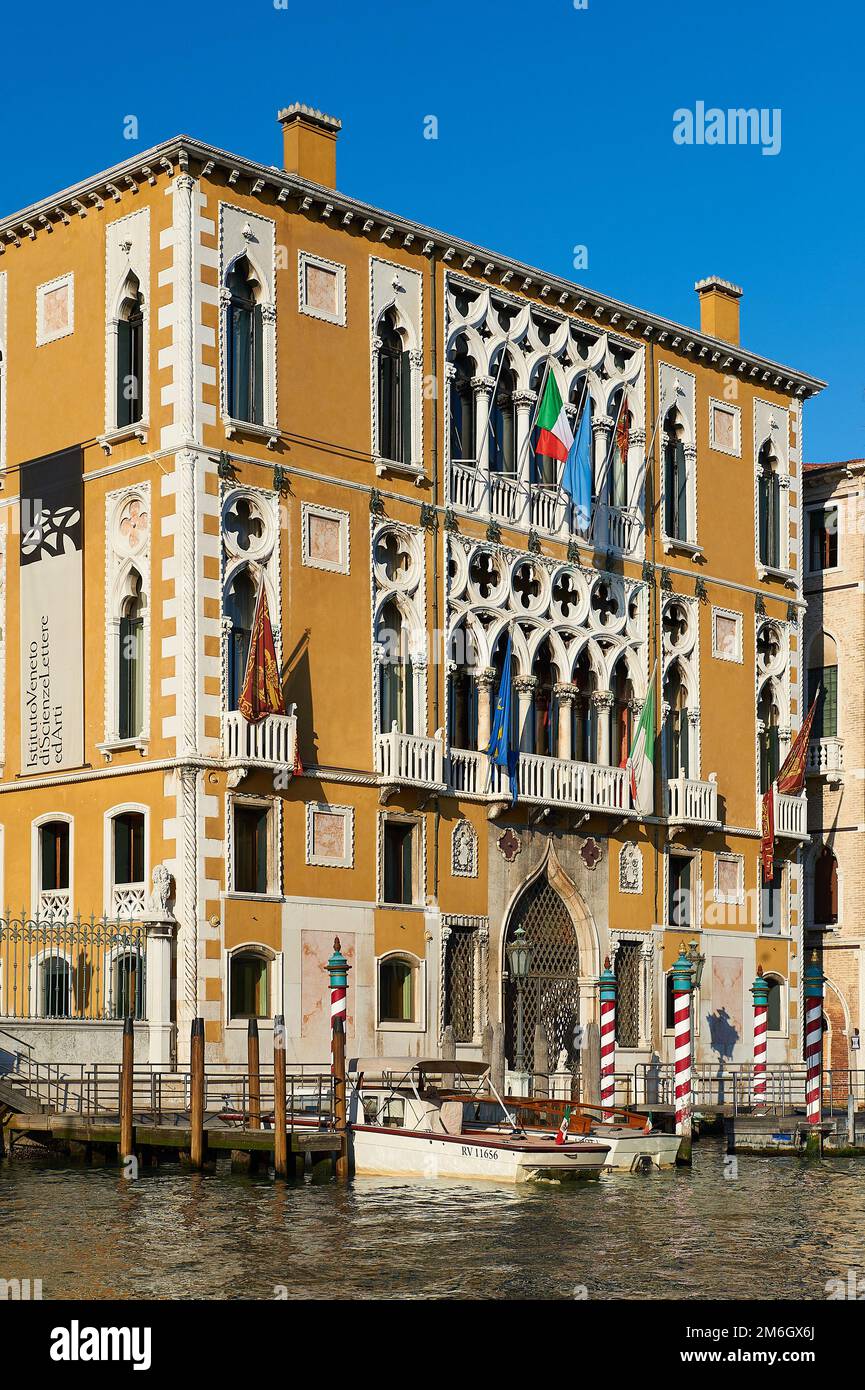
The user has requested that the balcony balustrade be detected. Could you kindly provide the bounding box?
[223,708,298,768]
[806,737,844,780]
[376,725,445,790]
[775,790,808,840]
[448,747,632,814]
[448,464,642,554]
[666,775,719,827]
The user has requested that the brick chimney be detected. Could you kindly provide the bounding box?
[277,104,341,187]
[694,276,743,346]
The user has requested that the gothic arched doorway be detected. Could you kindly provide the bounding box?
[503,875,580,1075]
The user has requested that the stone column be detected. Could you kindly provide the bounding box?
[554,682,577,761]
[515,676,537,754]
[592,690,615,766]
[472,376,495,512]
[143,864,177,1067]
[475,666,496,753]
[513,389,537,524]
[592,414,614,508]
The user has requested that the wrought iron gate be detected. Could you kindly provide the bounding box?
[504,876,580,1072]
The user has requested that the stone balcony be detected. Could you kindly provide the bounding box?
[775,790,808,840]
[222,708,298,769]
[449,463,643,555]
[806,737,844,783]
[448,747,633,815]
[376,726,446,795]
[666,774,720,828]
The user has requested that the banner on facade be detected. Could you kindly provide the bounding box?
[19,446,84,773]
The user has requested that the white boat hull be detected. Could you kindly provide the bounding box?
[595,1130,681,1171]
[351,1126,608,1183]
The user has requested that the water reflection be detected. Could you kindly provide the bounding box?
[3,1138,865,1300]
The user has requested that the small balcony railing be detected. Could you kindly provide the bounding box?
[37,889,71,922]
[775,790,808,840]
[806,737,844,778]
[448,464,642,552]
[666,775,719,826]
[112,884,147,919]
[376,726,445,789]
[223,708,298,767]
[448,747,631,814]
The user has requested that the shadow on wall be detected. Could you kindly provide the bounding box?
[706,1006,740,1062]
[283,632,317,765]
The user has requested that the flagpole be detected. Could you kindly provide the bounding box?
[626,386,673,515]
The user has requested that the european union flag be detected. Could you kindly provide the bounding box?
[486,631,519,804]
[561,396,593,534]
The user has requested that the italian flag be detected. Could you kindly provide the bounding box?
[535,371,573,462]
[627,664,656,815]
[554,1105,572,1145]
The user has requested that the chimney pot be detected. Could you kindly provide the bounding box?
[695,275,743,346]
[277,103,341,188]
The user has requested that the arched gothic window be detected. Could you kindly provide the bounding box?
[663,662,690,778]
[226,257,264,425]
[814,844,838,925]
[448,623,477,751]
[663,406,688,541]
[489,354,517,476]
[116,273,144,429]
[378,597,414,735]
[225,567,257,711]
[758,440,782,568]
[758,683,780,793]
[532,638,555,757]
[573,649,597,763]
[377,309,410,463]
[449,337,476,463]
[611,657,635,769]
[118,569,145,740]
[606,389,630,510]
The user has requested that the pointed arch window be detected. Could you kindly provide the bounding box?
[573,649,597,763]
[118,570,145,740]
[606,390,630,510]
[115,274,144,429]
[377,309,411,463]
[663,663,690,778]
[225,567,257,712]
[611,657,634,769]
[814,845,838,925]
[489,355,517,476]
[378,597,415,735]
[758,440,782,568]
[758,683,780,793]
[226,257,264,425]
[663,407,688,541]
[449,338,476,463]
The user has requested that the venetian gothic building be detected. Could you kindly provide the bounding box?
[0,106,824,1084]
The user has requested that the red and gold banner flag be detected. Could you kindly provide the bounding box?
[616,393,630,465]
[238,578,285,724]
[760,784,775,884]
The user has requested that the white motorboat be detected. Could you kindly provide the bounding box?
[503,1096,682,1171]
[347,1058,610,1183]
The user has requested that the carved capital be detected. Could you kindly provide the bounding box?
[471,375,496,398]
[591,689,615,711]
[514,675,538,696]
[554,681,578,704]
[475,666,497,691]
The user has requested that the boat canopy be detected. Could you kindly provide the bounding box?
[347,1057,490,1077]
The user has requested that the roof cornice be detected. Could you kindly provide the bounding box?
[0,134,826,398]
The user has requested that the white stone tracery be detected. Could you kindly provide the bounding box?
[444,275,646,554]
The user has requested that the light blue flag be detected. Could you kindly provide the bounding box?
[561,398,592,534]
[486,631,518,805]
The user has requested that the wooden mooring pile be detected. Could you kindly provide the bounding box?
[1,1014,348,1180]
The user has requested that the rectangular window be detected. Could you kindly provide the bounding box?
[118,614,144,739]
[807,505,838,573]
[234,804,270,895]
[443,926,476,1042]
[808,665,838,740]
[113,813,144,885]
[669,854,692,930]
[40,823,70,892]
[383,820,415,905]
[761,863,784,936]
[614,941,641,1048]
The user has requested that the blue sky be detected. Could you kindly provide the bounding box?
[2,0,861,460]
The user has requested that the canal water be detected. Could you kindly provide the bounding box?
[3,1136,865,1300]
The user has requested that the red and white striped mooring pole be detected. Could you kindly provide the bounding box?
[804,951,824,1128]
[598,956,616,1120]
[672,944,694,1146]
[325,937,350,1180]
[751,965,769,1110]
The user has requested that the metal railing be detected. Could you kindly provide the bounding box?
[630,1062,865,1114]
[0,914,147,1022]
[7,1058,336,1130]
